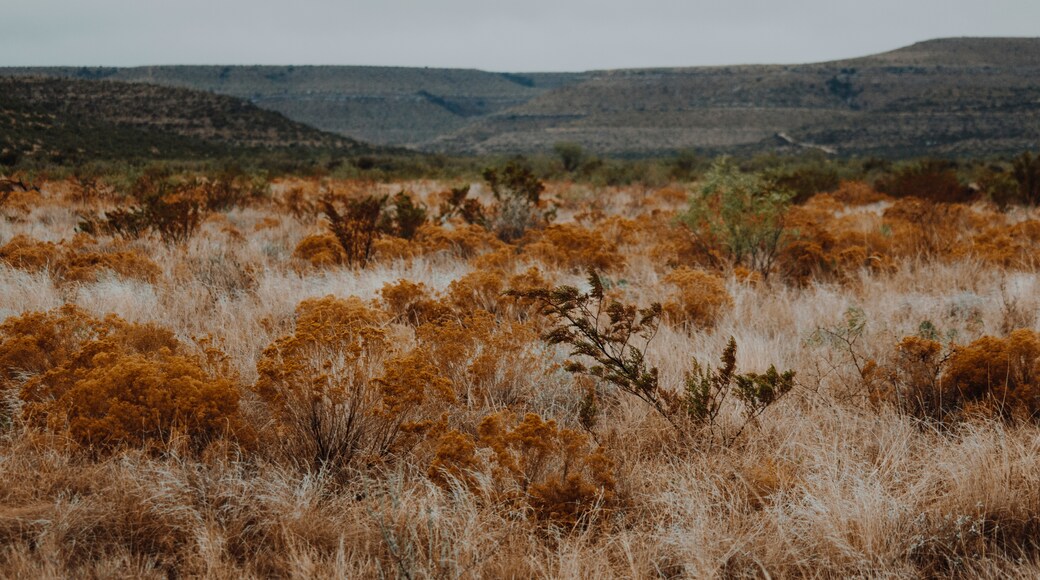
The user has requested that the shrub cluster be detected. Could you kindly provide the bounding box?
[0,305,246,450]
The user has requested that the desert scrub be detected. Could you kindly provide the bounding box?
[0,235,161,284]
[295,191,428,269]
[416,311,545,407]
[429,411,616,528]
[254,296,453,471]
[481,160,555,242]
[944,329,1040,421]
[523,223,625,273]
[679,158,794,278]
[0,305,246,451]
[661,267,732,329]
[510,270,794,440]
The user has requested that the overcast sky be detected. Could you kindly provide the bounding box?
[2,0,1038,71]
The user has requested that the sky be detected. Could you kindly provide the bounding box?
[2,0,1038,71]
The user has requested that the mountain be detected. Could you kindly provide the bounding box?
[431,37,1040,157]
[0,75,370,164]
[0,66,587,149]
[3,38,1039,158]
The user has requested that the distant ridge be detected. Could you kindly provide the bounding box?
[0,76,372,163]
[3,37,1039,157]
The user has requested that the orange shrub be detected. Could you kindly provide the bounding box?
[446,270,507,315]
[430,412,616,527]
[415,223,505,259]
[661,267,732,329]
[944,329,1040,420]
[60,250,162,284]
[0,236,162,284]
[2,306,245,450]
[254,295,449,469]
[0,305,104,389]
[866,336,946,419]
[959,220,1040,268]
[292,232,344,269]
[523,223,625,273]
[378,279,451,326]
[0,235,61,273]
[417,312,543,407]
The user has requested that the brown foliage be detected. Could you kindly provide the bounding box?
[945,329,1040,420]
[661,267,732,329]
[0,235,161,284]
[430,412,616,527]
[523,224,625,273]
[0,235,62,273]
[1,306,245,450]
[379,279,451,326]
[292,232,344,269]
[254,296,451,470]
[417,312,543,407]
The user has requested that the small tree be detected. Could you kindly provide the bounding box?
[678,158,793,278]
[553,142,585,173]
[482,159,551,242]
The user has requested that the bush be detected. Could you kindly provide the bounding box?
[254,296,451,470]
[416,311,543,407]
[313,191,428,269]
[678,158,794,278]
[429,411,616,527]
[875,159,971,203]
[661,267,732,329]
[1011,151,1040,206]
[944,329,1040,420]
[0,235,62,273]
[482,160,553,242]
[511,270,793,439]
[78,190,206,244]
[1,306,245,451]
[523,224,625,273]
[320,194,387,268]
[0,235,161,284]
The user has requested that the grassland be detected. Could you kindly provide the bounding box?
[1,163,1040,578]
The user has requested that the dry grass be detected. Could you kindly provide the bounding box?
[0,177,1038,578]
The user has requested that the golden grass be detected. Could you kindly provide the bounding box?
[0,177,1038,578]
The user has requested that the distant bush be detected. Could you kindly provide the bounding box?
[78,190,206,244]
[1011,151,1040,206]
[301,191,428,269]
[875,159,972,203]
[482,159,554,242]
[553,142,586,173]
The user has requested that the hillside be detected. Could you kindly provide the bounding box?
[432,37,1040,156]
[0,76,369,164]
[3,37,1039,157]
[0,66,587,148]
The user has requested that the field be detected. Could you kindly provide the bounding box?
[1,162,1040,578]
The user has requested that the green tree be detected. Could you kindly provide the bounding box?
[679,158,794,278]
